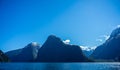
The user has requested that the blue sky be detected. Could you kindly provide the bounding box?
[0,0,120,52]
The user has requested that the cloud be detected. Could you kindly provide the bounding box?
[96,35,110,42]
[117,25,120,28]
[102,35,110,40]
[96,39,103,42]
[63,39,70,44]
[80,46,97,51]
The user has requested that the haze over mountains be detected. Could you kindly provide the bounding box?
[1,27,120,62]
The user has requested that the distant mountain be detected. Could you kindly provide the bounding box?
[82,50,94,57]
[80,46,96,57]
[0,50,9,62]
[36,35,91,62]
[91,27,120,61]
[5,42,40,62]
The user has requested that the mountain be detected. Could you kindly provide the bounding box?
[82,50,94,57]
[80,46,96,57]
[5,42,40,62]
[36,35,91,62]
[91,27,120,61]
[0,50,10,62]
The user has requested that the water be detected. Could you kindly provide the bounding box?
[0,63,120,70]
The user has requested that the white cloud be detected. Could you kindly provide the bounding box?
[63,39,70,44]
[117,25,120,28]
[80,46,97,51]
[102,35,110,40]
[96,35,110,42]
[90,46,97,50]
[96,39,103,42]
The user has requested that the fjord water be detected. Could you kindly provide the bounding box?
[0,63,120,70]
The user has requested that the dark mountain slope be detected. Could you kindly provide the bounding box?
[5,42,40,62]
[36,35,91,62]
[0,50,9,62]
[91,27,120,61]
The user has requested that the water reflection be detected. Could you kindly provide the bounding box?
[0,63,120,70]
[43,63,63,70]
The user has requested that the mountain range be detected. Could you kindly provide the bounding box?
[4,35,91,62]
[5,42,40,62]
[1,27,120,62]
[91,27,120,61]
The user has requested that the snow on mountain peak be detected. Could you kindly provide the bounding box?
[80,46,97,51]
[31,42,39,46]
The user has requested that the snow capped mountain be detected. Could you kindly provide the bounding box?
[91,27,120,61]
[5,42,40,62]
[80,46,97,57]
[23,42,40,59]
[5,35,92,62]
[80,46,96,51]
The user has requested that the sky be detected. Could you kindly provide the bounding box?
[0,0,120,52]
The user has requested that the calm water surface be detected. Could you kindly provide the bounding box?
[0,63,120,70]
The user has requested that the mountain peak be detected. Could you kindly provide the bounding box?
[5,42,40,62]
[44,35,63,46]
[47,35,61,41]
[25,42,40,48]
[31,42,39,47]
[110,27,120,37]
[37,35,91,62]
[91,26,120,61]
